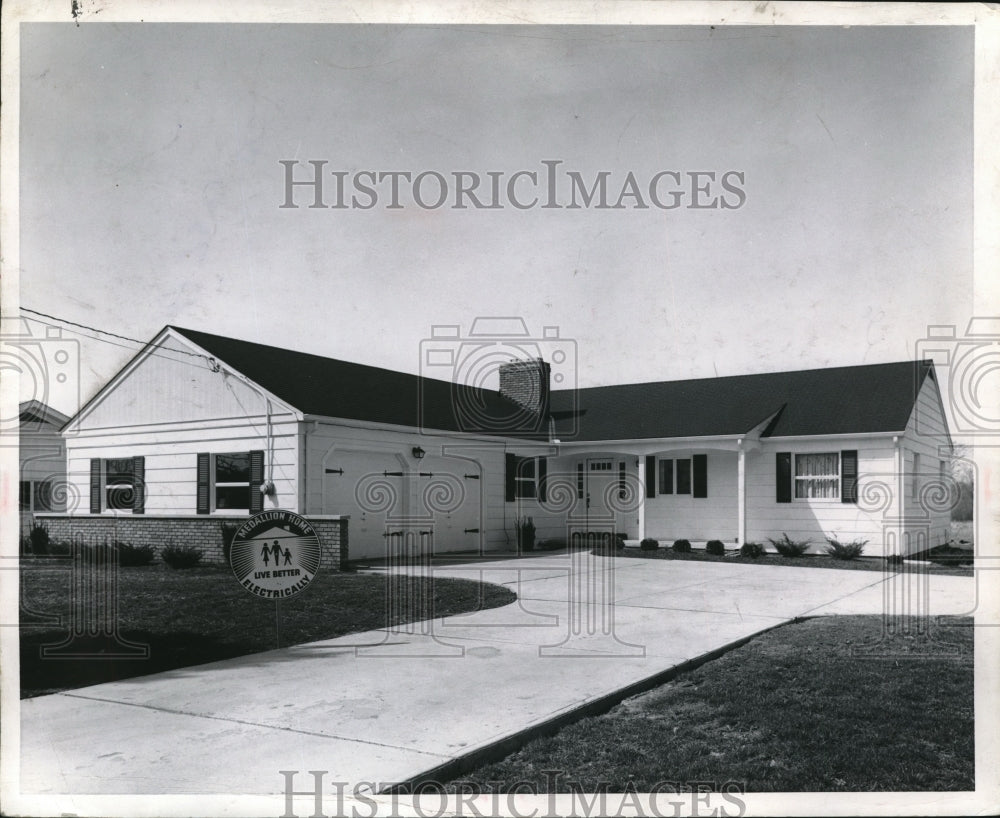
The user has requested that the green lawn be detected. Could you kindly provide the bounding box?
[19,562,515,698]
[446,615,973,792]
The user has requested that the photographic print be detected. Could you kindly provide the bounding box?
[1,2,997,816]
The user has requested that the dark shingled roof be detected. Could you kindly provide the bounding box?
[551,361,934,440]
[170,327,541,437]
[171,327,933,441]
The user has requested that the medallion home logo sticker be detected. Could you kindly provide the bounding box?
[230,511,321,598]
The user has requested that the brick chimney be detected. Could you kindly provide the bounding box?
[499,358,551,423]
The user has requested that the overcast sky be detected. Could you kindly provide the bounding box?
[18,23,973,415]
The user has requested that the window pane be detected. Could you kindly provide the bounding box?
[514,481,536,500]
[33,481,53,512]
[106,486,134,510]
[796,453,838,477]
[216,485,250,510]
[105,458,134,484]
[519,457,535,479]
[216,453,250,483]
[676,459,691,494]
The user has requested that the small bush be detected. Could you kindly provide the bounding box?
[825,537,867,560]
[162,545,203,569]
[28,524,50,555]
[116,541,156,567]
[615,534,626,550]
[639,537,659,551]
[740,542,766,558]
[885,554,904,567]
[768,533,811,557]
[537,538,567,551]
[672,538,692,553]
[706,539,726,556]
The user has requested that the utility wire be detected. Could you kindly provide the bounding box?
[17,307,207,360]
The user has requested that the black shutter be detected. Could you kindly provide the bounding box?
[196,453,210,514]
[577,463,584,499]
[89,459,102,513]
[538,457,548,502]
[132,456,145,514]
[645,456,656,498]
[249,450,265,513]
[660,459,674,494]
[693,454,707,498]
[841,450,858,504]
[505,453,517,502]
[776,452,792,503]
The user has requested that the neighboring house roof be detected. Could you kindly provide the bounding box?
[19,400,71,428]
[80,326,937,443]
[170,326,533,437]
[550,361,935,441]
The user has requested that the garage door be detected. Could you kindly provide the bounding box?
[323,450,407,560]
[323,450,484,560]
[415,454,483,555]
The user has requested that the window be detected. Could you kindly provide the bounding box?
[515,456,536,499]
[33,480,54,512]
[676,459,691,495]
[504,454,547,502]
[105,458,135,510]
[589,460,612,471]
[794,453,839,499]
[215,453,251,510]
[658,459,673,494]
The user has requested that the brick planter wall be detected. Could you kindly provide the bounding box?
[33,514,349,570]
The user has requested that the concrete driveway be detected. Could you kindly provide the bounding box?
[17,552,974,797]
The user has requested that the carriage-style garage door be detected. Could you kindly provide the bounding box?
[323,449,482,560]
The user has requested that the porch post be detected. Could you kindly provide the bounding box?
[636,456,646,540]
[737,440,746,545]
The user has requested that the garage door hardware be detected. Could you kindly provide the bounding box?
[324,468,344,475]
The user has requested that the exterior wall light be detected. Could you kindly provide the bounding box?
[412,446,426,460]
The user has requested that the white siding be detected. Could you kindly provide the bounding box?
[644,451,738,541]
[900,373,953,550]
[746,437,899,555]
[64,416,300,515]
[74,336,275,430]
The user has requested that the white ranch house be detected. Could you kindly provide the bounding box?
[39,326,954,565]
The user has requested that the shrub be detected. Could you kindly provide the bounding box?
[161,545,203,569]
[768,533,811,557]
[639,537,659,551]
[825,537,867,560]
[885,554,904,568]
[740,541,766,558]
[514,516,536,552]
[537,537,567,551]
[115,541,156,567]
[615,534,626,550]
[672,538,692,553]
[28,524,50,555]
[706,539,726,556]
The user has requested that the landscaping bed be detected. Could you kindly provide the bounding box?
[19,562,515,698]
[445,614,973,792]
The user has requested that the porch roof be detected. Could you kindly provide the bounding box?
[550,360,933,441]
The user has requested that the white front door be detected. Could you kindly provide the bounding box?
[585,458,624,534]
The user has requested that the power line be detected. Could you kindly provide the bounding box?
[17,307,209,362]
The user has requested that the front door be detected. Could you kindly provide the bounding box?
[585,458,623,535]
